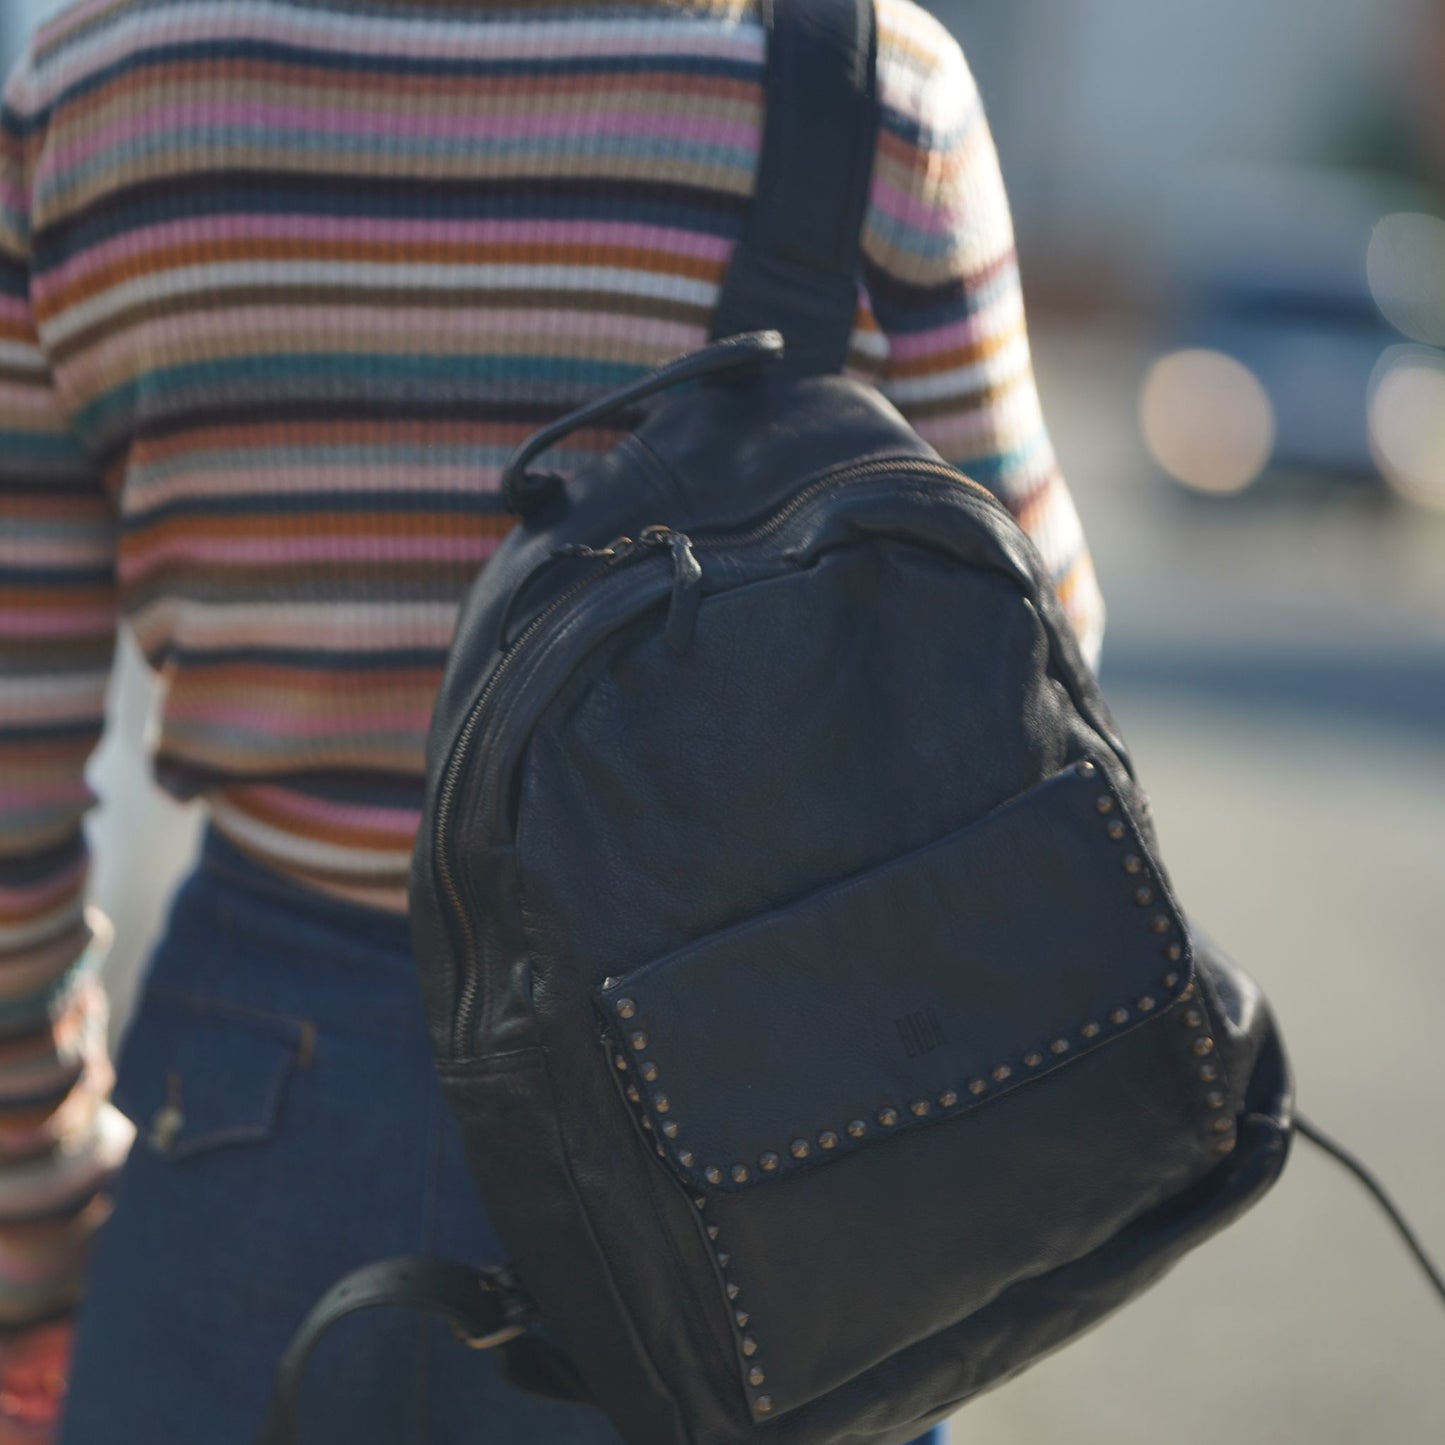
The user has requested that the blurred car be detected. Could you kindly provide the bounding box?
[1140,166,1445,506]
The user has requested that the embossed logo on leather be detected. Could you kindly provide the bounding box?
[896,1006,947,1060]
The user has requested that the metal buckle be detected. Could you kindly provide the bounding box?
[449,1272,529,1350]
[451,1318,528,1351]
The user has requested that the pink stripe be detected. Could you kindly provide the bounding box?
[229,784,420,834]
[0,780,91,808]
[119,533,503,577]
[0,296,35,327]
[165,702,433,736]
[49,8,759,92]
[36,213,730,301]
[0,609,113,637]
[886,310,1007,361]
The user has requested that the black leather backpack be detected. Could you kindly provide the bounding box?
[262,0,1307,1438]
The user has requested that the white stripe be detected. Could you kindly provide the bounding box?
[208,796,412,876]
[44,261,717,346]
[0,340,46,375]
[40,2,761,96]
[882,332,1034,406]
[128,598,460,652]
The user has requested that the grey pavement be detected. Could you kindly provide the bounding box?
[83,321,1445,1441]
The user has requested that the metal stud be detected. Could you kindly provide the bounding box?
[1135,886,1155,907]
[662,1121,680,1139]
[1182,1009,1203,1029]
[1211,1116,1233,1135]
[717,1252,731,1268]
[818,1130,840,1150]
[755,1396,773,1415]
[727,1282,741,1300]
[626,1084,642,1104]
[1163,971,1181,989]
[679,1149,696,1167]
[910,1099,931,1117]
[992,1065,1013,1083]
[1165,942,1185,962]
[759,1152,780,1173]
[748,1366,765,1388]
[735,1309,750,1328]
[1096,795,1115,815]
[1123,854,1143,875]
[640,1061,659,1083]
[707,1225,721,1240]
[705,1166,723,1185]
[641,1117,653,1131]
[938,1090,959,1109]
[731,1164,750,1184]
[629,1030,648,1052]
[1192,1037,1215,1057]
[1150,914,1171,935]
[1106,820,1127,840]
[878,1107,900,1127]
[790,1138,811,1160]
[653,1093,671,1114]
[1024,1051,1044,1068]
[615,1054,629,1072]
[1050,1037,1070,1055]
[847,1119,867,1139]
[1075,759,1097,778]
[1110,1008,1130,1026]
[1180,983,1196,1000]
[1081,1021,1101,1039]
[1199,1063,1219,1083]
[969,1078,988,1096]
[616,998,637,1020]
[1136,996,1156,1014]
[741,1335,758,1357]
[1215,1137,1236,1156]
[693,1196,707,1210]
[1205,1090,1226,1109]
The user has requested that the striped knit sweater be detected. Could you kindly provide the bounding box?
[0,0,1103,1324]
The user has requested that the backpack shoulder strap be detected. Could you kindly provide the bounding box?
[709,0,879,375]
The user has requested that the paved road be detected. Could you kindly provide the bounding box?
[83,322,1445,1440]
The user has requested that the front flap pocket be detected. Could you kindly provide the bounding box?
[598,761,1194,1194]
[114,988,311,1160]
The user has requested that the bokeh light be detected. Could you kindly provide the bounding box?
[1368,346,1445,510]
[1366,212,1445,347]
[1139,349,1276,495]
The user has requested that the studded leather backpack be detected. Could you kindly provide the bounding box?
[258,0,1312,1439]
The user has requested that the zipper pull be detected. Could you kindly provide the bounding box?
[663,531,702,655]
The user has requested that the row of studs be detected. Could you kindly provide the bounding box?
[609,760,1192,1190]
[1082,759,1236,1155]
[610,1018,775,1413]
[607,759,1205,1414]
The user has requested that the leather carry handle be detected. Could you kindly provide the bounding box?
[256,1257,533,1445]
[501,329,784,515]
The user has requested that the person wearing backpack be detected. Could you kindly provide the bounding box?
[0,0,1103,1439]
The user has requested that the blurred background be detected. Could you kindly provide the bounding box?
[4,0,1444,1440]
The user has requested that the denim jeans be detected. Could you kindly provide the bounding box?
[61,831,943,1445]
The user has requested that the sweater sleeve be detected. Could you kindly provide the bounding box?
[863,17,1105,667]
[0,61,132,1329]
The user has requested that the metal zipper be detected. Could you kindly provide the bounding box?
[437,455,1002,1057]
[436,534,674,1056]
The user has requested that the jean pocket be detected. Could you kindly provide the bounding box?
[112,986,314,1161]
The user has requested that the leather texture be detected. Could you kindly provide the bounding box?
[709,0,878,373]
[257,1258,537,1445]
[395,1,1295,1441]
